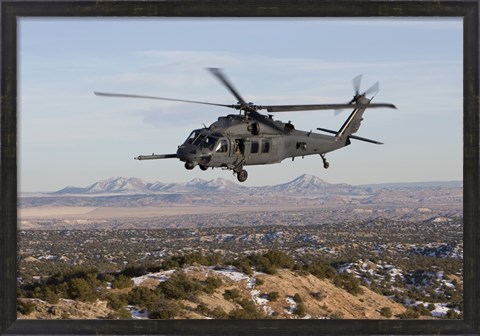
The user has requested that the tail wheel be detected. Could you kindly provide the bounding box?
[237,169,248,182]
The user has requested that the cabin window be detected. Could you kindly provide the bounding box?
[251,141,259,154]
[216,139,228,152]
[233,139,245,155]
[262,140,270,153]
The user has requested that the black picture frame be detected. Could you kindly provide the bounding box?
[1,1,478,335]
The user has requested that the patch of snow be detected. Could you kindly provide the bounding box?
[285,296,297,314]
[127,305,149,319]
[131,270,175,286]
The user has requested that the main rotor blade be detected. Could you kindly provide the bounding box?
[94,91,235,109]
[353,74,363,96]
[207,68,247,104]
[364,81,379,96]
[263,102,396,112]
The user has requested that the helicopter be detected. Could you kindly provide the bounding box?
[94,68,396,182]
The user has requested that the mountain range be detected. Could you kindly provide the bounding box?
[53,174,462,196]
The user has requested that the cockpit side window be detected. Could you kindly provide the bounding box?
[203,136,218,150]
[193,134,206,146]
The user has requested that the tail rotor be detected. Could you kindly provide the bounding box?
[336,75,380,116]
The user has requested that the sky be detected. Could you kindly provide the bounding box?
[18,18,463,192]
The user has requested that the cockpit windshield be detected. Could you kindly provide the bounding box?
[185,130,202,144]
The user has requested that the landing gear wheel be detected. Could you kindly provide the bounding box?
[185,161,195,170]
[199,165,208,171]
[237,169,248,182]
[320,154,329,169]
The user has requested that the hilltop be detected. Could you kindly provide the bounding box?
[18,265,406,320]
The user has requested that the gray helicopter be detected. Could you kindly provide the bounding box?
[95,68,396,182]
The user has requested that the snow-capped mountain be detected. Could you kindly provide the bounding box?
[52,174,340,195]
[85,177,148,193]
[268,174,331,193]
[52,174,460,196]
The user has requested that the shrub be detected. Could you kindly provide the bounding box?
[330,310,345,319]
[333,273,364,296]
[148,298,179,319]
[263,250,294,269]
[380,306,392,318]
[158,272,200,300]
[310,291,326,301]
[111,275,134,289]
[228,298,264,319]
[17,299,36,315]
[293,293,303,303]
[106,293,128,311]
[202,276,222,294]
[398,309,420,319]
[267,291,279,301]
[223,288,241,301]
[127,286,161,308]
[67,278,97,302]
[306,261,337,279]
[295,302,306,317]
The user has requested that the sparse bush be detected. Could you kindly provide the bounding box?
[267,291,279,301]
[310,291,326,301]
[236,260,254,275]
[380,306,392,318]
[202,276,223,294]
[330,310,345,319]
[295,302,306,317]
[228,298,264,319]
[263,250,294,269]
[333,273,364,296]
[67,278,97,302]
[398,309,420,319]
[210,306,228,319]
[127,286,161,308]
[106,293,128,311]
[17,299,36,315]
[158,271,200,300]
[414,304,431,316]
[293,293,303,303]
[148,298,179,319]
[111,275,134,289]
[223,288,241,301]
[306,261,337,279]
[444,309,460,319]
[121,265,148,277]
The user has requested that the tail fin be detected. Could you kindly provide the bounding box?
[335,106,366,139]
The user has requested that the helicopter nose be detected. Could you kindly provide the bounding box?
[176,146,196,162]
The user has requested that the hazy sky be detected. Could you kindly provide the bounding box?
[19,18,462,192]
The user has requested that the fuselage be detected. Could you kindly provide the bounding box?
[175,113,348,170]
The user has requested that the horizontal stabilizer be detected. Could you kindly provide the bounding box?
[316,128,382,144]
[348,135,383,145]
[135,154,178,160]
